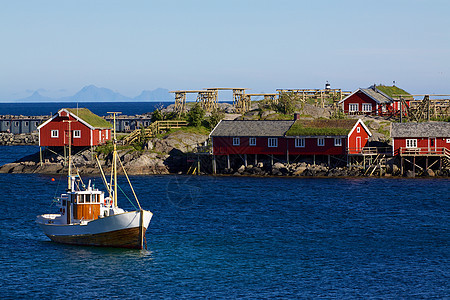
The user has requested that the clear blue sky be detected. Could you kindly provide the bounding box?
[0,0,449,100]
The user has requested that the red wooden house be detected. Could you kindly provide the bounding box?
[38,108,112,147]
[209,119,372,157]
[285,119,372,155]
[391,122,450,156]
[339,86,394,116]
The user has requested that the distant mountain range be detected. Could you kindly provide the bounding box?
[15,85,172,102]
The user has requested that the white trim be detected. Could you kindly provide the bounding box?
[90,129,93,146]
[334,138,342,146]
[208,119,223,139]
[349,103,359,112]
[295,137,305,148]
[317,137,325,146]
[233,137,240,146]
[51,130,59,138]
[348,119,372,138]
[73,130,81,138]
[268,138,278,147]
[249,137,256,146]
[406,139,417,148]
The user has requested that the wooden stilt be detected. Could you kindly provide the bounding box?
[413,156,416,175]
[39,146,43,166]
[254,154,257,166]
[244,154,248,167]
[227,154,230,169]
[401,157,404,175]
[328,155,330,167]
[212,155,216,174]
[286,149,289,165]
[271,154,274,166]
[313,155,315,166]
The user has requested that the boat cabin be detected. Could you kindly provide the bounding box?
[57,179,112,224]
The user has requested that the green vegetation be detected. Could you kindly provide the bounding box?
[375,85,409,98]
[207,109,225,129]
[154,125,210,138]
[286,120,353,136]
[66,108,112,128]
[274,92,297,115]
[187,103,205,127]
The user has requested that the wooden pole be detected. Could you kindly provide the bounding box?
[212,155,216,174]
[39,146,43,166]
[244,154,248,167]
[254,154,257,166]
[227,154,230,169]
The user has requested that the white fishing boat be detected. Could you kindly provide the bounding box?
[36,112,152,249]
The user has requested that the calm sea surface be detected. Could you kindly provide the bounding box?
[0,146,448,298]
[0,102,173,116]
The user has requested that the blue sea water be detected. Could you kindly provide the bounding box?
[0,102,173,116]
[0,147,448,298]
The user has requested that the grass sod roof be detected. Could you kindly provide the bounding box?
[66,108,112,128]
[375,85,410,98]
[285,119,357,136]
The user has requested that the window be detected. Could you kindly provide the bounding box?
[268,138,278,147]
[357,127,360,133]
[249,137,256,146]
[233,137,240,146]
[99,131,101,141]
[406,139,417,148]
[73,130,81,138]
[362,103,372,112]
[24,121,29,126]
[334,138,342,146]
[35,122,39,126]
[446,138,450,143]
[5,121,9,126]
[295,138,305,148]
[14,121,19,127]
[349,103,358,112]
[51,130,59,138]
[317,138,325,146]
[105,130,108,139]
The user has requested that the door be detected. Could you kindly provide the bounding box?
[356,137,362,152]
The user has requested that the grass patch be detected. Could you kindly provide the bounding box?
[66,108,112,128]
[286,120,352,136]
[375,85,409,97]
[155,125,210,138]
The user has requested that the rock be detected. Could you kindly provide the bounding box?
[426,169,435,177]
[406,170,415,178]
[237,165,246,173]
[293,167,306,176]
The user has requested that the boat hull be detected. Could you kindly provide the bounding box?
[37,210,152,249]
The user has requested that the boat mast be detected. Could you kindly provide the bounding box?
[63,119,73,191]
[108,112,121,207]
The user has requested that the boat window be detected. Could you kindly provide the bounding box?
[78,195,84,203]
[62,200,66,206]
[85,194,91,203]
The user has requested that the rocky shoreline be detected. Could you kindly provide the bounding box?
[0,132,39,145]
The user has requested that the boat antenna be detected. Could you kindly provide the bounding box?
[107,112,121,207]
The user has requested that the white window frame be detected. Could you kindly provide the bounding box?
[295,138,305,148]
[233,137,240,146]
[406,139,417,148]
[349,103,358,112]
[24,121,29,126]
[357,127,360,133]
[14,121,19,127]
[99,131,101,141]
[268,138,278,148]
[362,103,372,112]
[446,138,450,143]
[105,130,108,140]
[73,130,81,138]
[317,138,325,146]
[249,137,256,146]
[334,138,342,146]
[51,130,59,138]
